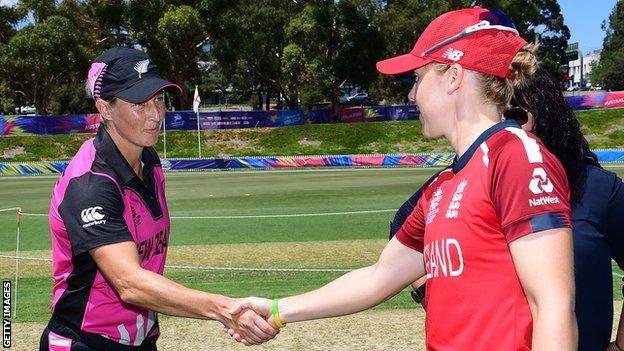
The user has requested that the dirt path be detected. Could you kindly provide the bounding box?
[9,302,624,350]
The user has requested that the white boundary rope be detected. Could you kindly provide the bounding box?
[14,208,397,219]
[0,255,351,273]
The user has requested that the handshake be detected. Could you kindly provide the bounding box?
[222,297,281,346]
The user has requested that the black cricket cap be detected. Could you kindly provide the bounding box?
[87,47,182,103]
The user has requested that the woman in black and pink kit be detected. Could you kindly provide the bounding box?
[41,47,277,351]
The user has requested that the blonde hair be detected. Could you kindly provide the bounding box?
[475,42,539,111]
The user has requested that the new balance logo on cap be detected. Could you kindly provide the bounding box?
[529,167,554,194]
[81,206,106,228]
[441,48,464,61]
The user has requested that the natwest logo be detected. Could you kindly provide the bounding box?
[529,167,554,194]
[81,206,106,228]
[529,196,560,207]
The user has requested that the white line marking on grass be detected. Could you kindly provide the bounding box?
[0,255,50,262]
[0,255,351,273]
[165,264,351,273]
[20,212,47,217]
[0,207,21,213]
[15,209,397,219]
[170,209,396,219]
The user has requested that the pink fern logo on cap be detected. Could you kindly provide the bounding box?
[87,62,107,99]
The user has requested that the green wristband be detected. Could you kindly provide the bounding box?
[271,299,286,328]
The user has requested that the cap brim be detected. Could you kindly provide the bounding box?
[115,76,183,103]
[376,53,430,75]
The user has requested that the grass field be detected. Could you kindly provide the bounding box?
[1,167,623,350]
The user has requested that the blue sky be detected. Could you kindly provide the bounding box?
[559,0,617,54]
[0,0,617,54]
[0,0,17,7]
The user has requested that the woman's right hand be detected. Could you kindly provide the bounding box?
[228,297,276,343]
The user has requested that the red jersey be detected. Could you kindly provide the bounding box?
[396,120,572,350]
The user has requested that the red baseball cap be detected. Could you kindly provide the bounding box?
[376,7,528,78]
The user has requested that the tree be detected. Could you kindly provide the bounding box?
[17,0,55,24]
[0,16,88,114]
[372,0,571,103]
[0,5,25,44]
[210,0,301,110]
[156,5,207,108]
[125,1,208,109]
[283,0,383,113]
[0,5,26,113]
[58,0,130,51]
[590,0,624,90]
[477,0,570,78]
[371,0,462,103]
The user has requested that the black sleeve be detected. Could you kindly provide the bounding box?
[606,173,624,269]
[389,168,448,239]
[389,187,424,239]
[59,173,133,256]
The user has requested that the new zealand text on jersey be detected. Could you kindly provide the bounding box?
[137,229,169,263]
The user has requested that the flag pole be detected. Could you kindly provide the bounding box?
[163,111,167,160]
[197,108,201,158]
[13,208,21,318]
[194,85,202,158]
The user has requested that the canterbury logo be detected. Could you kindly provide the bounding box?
[529,167,554,194]
[134,59,149,79]
[441,48,464,61]
[81,206,105,223]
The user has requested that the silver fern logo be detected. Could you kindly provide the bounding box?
[134,59,150,79]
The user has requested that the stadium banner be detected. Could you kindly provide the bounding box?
[3,92,623,136]
[163,111,269,130]
[0,161,69,176]
[565,93,608,110]
[563,91,624,110]
[4,151,624,176]
[0,114,100,136]
[200,111,268,129]
[340,107,365,123]
[602,91,624,109]
[387,105,420,120]
[594,149,624,163]
[363,106,387,122]
[306,108,332,124]
[266,110,305,127]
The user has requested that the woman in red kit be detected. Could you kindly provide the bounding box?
[229,7,577,350]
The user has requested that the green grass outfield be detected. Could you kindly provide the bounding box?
[1,167,623,323]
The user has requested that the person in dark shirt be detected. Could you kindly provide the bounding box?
[40,47,277,350]
[390,68,624,351]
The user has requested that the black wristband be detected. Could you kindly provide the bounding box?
[410,283,426,304]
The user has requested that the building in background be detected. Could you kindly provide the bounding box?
[566,42,602,90]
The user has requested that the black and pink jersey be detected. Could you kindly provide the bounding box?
[396,120,572,350]
[47,126,169,349]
